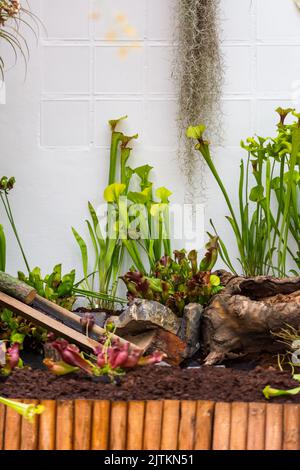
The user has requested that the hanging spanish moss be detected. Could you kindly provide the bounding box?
[174,0,223,196]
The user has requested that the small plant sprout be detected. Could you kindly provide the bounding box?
[0,397,45,423]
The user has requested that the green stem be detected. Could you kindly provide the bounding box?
[0,192,30,273]
[108,132,122,185]
[278,126,300,274]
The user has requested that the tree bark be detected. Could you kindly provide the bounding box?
[0,271,36,304]
[203,274,300,365]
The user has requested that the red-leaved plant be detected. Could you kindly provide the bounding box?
[44,336,165,380]
[0,342,22,376]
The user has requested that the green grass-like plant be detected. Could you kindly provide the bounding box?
[187,108,300,276]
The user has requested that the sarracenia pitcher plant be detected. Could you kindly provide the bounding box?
[187,108,300,276]
[72,116,173,307]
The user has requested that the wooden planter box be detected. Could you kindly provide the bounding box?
[0,399,299,450]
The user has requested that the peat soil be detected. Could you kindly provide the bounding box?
[0,365,299,403]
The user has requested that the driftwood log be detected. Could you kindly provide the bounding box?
[203,272,300,365]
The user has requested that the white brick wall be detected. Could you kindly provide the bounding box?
[1,0,300,275]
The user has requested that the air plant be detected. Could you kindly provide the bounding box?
[0,396,45,423]
[121,236,222,316]
[0,1,41,78]
[174,0,223,194]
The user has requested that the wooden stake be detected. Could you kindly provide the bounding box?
[143,401,163,450]
[74,400,92,450]
[20,399,39,450]
[283,404,300,450]
[194,401,215,450]
[110,402,127,450]
[3,399,21,450]
[230,402,248,450]
[91,401,111,450]
[127,401,145,450]
[38,400,56,450]
[56,401,74,450]
[212,402,231,450]
[0,403,5,450]
[247,403,266,450]
[161,400,180,450]
[178,401,197,450]
[265,404,283,450]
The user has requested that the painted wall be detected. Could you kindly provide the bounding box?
[1,0,300,277]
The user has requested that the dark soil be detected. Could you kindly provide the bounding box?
[1,365,300,403]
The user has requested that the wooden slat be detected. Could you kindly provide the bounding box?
[265,404,283,450]
[110,402,127,450]
[283,404,300,450]
[143,401,163,450]
[0,291,99,352]
[74,400,92,450]
[178,401,197,450]
[161,400,180,450]
[0,403,5,450]
[38,400,56,450]
[247,403,266,450]
[3,400,21,450]
[212,402,231,450]
[194,401,214,450]
[127,401,145,450]
[20,399,39,450]
[56,401,74,450]
[91,401,111,450]
[230,402,248,450]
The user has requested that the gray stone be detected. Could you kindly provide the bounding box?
[107,299,182,336]
[179,303,203,358]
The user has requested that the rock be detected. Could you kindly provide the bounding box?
[179,303,203,358]
[145,328,187,366]
[107,299,186,365]
[108,299,181,336]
